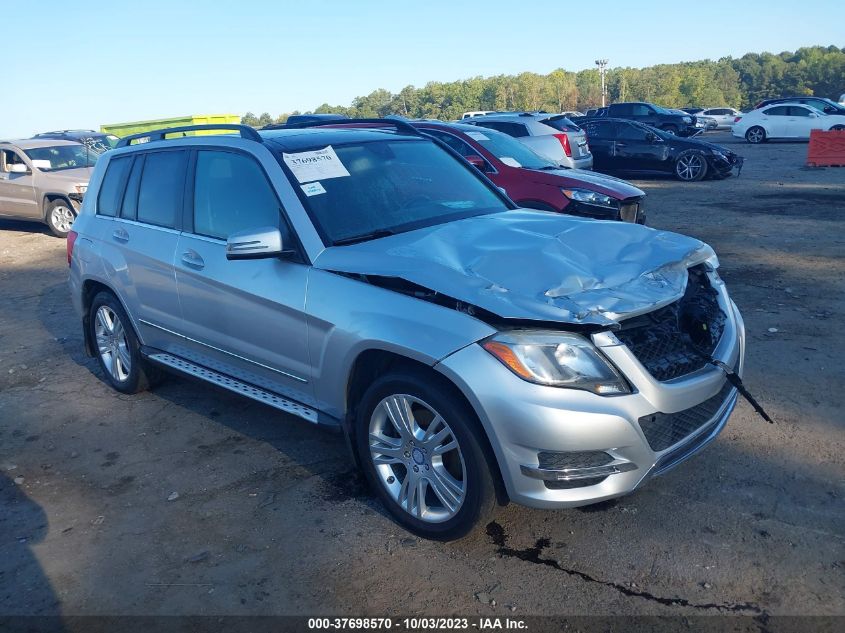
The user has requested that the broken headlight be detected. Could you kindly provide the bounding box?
[562,188,615,208]
[481,331,630,395]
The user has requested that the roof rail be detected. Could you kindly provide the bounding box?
[115,124,262,148]
[261,117,424,138]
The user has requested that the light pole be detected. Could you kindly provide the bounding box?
[595,59,608,107]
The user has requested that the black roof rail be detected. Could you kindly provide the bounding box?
[261,117,424,138]
[115,124,262,148]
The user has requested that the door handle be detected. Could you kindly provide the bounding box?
[181,250,205,270]
[112,228,129,242]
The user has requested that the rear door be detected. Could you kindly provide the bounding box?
[760,106,790,137]
[99,150,187,352]
[0,149,38,218]
[174,148,313,405]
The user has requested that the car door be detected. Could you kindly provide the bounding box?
[786,106,818,138]
[99,150,187,352]
[760,106,789,137]
[0,149,39,218]
[613,122,665,171]
[174,148,313,406]
[580,120,615,170]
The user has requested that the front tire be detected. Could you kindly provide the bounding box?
[45,200,76,237]
[354,369,496,541]
[674,151,708,181]
[661,125,679,135]
[88,291,162,394]
[745,126,766,144]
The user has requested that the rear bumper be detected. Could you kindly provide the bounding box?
[563,154,594,170]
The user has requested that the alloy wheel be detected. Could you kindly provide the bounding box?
[676,154,704,180]
[51,205,75,234]
[368,394,466,523]
[94,305,131,382]
[746,127,765,144]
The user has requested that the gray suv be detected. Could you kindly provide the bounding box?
[68,121,745,540]
[0,139,96,236]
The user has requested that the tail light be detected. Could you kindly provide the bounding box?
[553,133,572,157]
[67,230,78,267]
[734,116,742,123]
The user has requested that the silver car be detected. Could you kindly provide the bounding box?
[68,121,744,540]
[0,139,96,236]
[462,113,593,169]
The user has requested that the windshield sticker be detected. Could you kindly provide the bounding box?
[466,131,490,141]
[499,157,522,168]
[442,201,476,209]
[283,146,350,183]
[301,181,327,197]
[30,159,52,170]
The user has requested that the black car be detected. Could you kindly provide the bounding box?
[599,102,699,136]
[573,117,743,181]
[32,130,119,154]
[283,113,348,125]
[752,97,845,115]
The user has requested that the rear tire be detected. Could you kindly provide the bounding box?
[831,125,845,131]
[45,200,76,237]
[88,291,163,394]
[745,126,766,144]
[354,368,496,541]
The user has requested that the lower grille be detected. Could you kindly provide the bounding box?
[615,265,726,381]
[538,451,614,470]
[639,381,735,452]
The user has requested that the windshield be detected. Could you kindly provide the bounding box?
[463,127,556,170]
[653,105,673,115]
[277,139,510,244]
[24,145,99,171]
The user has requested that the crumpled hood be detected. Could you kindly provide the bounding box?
[543,168,645,199]
[314,210,716,327]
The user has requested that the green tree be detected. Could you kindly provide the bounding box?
[241,111,259,127]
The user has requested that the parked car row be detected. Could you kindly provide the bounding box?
[67,119,746,540]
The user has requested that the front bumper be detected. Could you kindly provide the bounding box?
[708,153,744,177]
[435,275,745,510]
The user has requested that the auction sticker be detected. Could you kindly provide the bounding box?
[466,131,490,141]
[283,146,350,183]
[301,181,327,197]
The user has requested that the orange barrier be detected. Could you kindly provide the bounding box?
[806,129,845,167]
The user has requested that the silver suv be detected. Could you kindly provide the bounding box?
[462,113,593,169]
[0,139,97,236]
[68,121,744,540]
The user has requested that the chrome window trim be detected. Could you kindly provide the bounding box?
[138,318,308,383]
[112,217,181,235]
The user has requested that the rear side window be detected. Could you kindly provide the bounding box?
[581,120,613,139]
[96,156,132,217]
[474,121,529,138]
[193,151,281,240]
[137,151,187,229]
[764,106,789,116]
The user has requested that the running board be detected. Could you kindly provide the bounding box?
[146,352,319,424]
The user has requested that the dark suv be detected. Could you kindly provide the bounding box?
[32,130,120,154]
[599,103,698,136]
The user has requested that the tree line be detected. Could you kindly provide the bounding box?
[241,45,845,126]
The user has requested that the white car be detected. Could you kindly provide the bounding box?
[732,103,845,143]
[697,108,743,129]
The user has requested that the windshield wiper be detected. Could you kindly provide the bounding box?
[332,228,397,246]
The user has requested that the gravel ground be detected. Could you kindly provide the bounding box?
[1,132,843,625]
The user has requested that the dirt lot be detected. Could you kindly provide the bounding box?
[1,132,843,625]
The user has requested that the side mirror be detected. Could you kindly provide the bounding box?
[226,227,286,260]
[9,164,29,174]
[465,154,486,170]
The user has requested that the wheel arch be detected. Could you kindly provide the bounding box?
[79,278,138,357]
[41,192,75,219]
[344,348,509,505]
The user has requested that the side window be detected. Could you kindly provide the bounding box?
[612,104,633,116]
[617,123,649,141]
[764,106,789,116]
[424,131,475,157]
[582,121,610,139]
[475,121,528,138]
[120,155,144,220]
[1,149,27,173]
[789,106,812,117]
[96,155,133,217]
[193,151,281,240]
[631,104,651,116]
[137,151,188,229]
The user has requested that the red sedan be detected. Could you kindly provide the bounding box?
[413,121,646,223]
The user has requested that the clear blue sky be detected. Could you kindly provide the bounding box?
[2,0,843,138]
